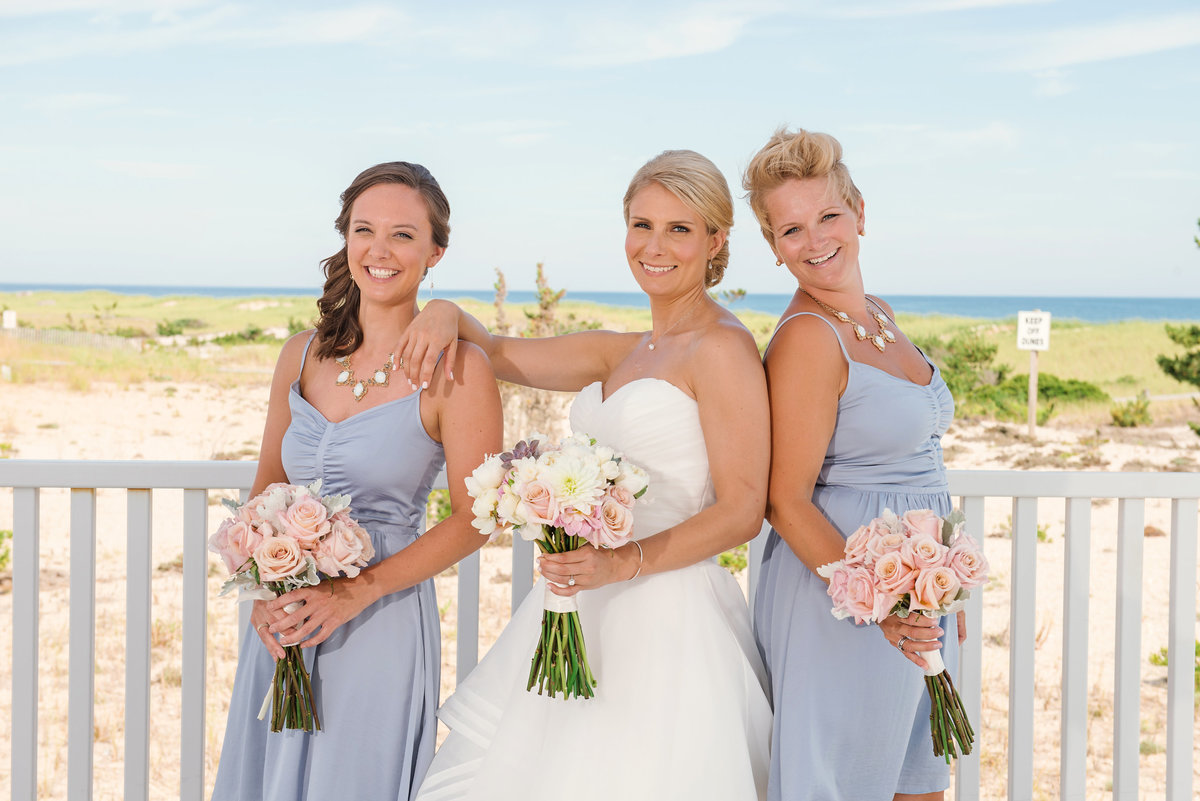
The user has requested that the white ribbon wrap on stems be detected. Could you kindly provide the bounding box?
[543,582,579,614]
[922,646,946,677]
[258,600,305,721]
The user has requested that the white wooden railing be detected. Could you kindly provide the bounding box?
[1,461,1196,801]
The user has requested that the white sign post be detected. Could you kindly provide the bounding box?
[1016,310,1051,437]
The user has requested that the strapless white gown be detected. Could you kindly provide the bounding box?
[415,378,771,801]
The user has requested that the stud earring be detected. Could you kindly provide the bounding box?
[775,259,783,267]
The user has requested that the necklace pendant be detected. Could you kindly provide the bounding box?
[882,328,897,344]
[373,369,389,384]
[871,335,887,352]
[336,369,351,385]
[852,323,869,341]
[352,381,366,400]
[647,342,656,351]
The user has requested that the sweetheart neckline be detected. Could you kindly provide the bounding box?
[289,379,419,426]
[592,376,697,405]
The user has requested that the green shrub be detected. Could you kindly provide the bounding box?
[1110,396,1152,428]
[0,529,11,572]
[718,543,748,574]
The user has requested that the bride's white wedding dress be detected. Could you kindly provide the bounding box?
[416,378,771,801]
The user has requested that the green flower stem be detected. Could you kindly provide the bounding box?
[524,528,599,700]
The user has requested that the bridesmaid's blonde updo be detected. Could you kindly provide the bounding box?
[742,127,862,244]
[623,150,734,288]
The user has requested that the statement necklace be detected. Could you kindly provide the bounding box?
[647,297,703,351]
[335,351,396,401]
[801,289,897,353]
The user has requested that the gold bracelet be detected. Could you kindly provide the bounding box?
[628,540,644,581]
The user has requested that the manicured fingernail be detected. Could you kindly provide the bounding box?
[422,381,429,389]
[449,371,454,381]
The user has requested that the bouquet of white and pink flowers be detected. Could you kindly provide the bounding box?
[466,433,649,700]
[817,508,989,762]
[208,480,375,732]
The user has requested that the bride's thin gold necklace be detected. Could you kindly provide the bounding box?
[801,288,897,353]
[335,351,396,401]
[647,297,703,351]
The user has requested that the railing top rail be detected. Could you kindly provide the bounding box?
[947,469,1198,499]
[0,460,1194,498]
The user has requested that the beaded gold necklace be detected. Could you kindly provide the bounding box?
[801,289,897,353]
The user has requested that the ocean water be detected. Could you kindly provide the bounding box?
[1,283,1196,323]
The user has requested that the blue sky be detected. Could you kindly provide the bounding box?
[2,0,1198,297]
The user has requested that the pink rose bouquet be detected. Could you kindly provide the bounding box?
[208,480,374,732]
[466,432,649,700]
[818,507,989,762]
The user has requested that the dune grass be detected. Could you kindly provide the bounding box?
[2,292,1195,417]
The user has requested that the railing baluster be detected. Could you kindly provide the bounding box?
[1112,498,1144,801]
[69,488,97,801]
[125,489,153,801]
[954,494,986,801]
[1060,496,1091,801]
[1007,495,1037,800]
[12,487,40,801]
[511,536,535,611]
[1165,497,1196,801]
[181,489,208,801]
[456,550,481,679]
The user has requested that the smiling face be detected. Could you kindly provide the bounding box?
[345,182,445,305]
[763,176,865,290]
[624,182,725,298]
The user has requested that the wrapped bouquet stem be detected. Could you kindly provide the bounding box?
[465,434,649,700]
[818,508,989,762]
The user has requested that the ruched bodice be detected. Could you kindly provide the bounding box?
[283,383,445,531]
[569,378,714,539]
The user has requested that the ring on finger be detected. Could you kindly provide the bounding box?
[567,575,576,587]
[256,623,269,632]
[897,635,910,652]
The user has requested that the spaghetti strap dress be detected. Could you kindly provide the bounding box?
[753,311,958,801]
[212,333,446,801]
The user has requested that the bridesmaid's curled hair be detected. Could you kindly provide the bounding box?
[315,162,451,360]
[623,150,733,288]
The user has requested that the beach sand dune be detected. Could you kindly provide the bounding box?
[0,381,1197,800]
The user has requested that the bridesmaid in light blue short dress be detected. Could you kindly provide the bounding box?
[212,162,501,801]
[743,128,965,800]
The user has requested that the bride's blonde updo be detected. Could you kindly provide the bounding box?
[742,127,862,244]
[623,150,734,288]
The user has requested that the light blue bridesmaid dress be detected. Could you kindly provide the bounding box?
[212,334,445,801]
[753,312,959,801]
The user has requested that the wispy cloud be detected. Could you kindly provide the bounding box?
[98,159,200,179]
[999,11,1200,71]
[827,0,1048,20]
[27,92,126,111]
[848,121,1019,165]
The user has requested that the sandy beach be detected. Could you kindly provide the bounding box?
[0,380,1197,800]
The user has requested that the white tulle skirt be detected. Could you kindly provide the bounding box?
[415,561,771,801]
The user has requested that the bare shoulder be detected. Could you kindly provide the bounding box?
[449,340,496,385]
[695,308,761,362]
[275,329,315,374]
[866,293,897,319]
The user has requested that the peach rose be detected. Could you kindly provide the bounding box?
[824,562,851,612]
[278,494,331,549]
[842,565,877,624]
[517,479,559,527]
[595,496,634,548]
[901,508,942,541]
[606,485,636,509]
[946,534,989,589]
[873,551,917,597]
[903,533,948,570]
[866,529,906,565]
[910,566,961,612]
[843,524,872,567]
[208,518,261,574]
[314,520,371,578]
[254,536,308,582]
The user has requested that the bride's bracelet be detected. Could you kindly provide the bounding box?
[627,540,644,581]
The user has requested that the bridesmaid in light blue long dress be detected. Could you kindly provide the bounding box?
[743,128,965,800]
[211,162,502,801]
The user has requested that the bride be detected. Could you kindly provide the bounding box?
[400,150,772,801]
